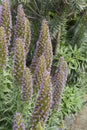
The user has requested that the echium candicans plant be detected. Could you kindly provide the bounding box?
[14,4,25,41]
[13,112,25,130]
[52,57,68,110]
[25,17,31,55]
[31,71,52,130]
[0,0,12,45]
[31,19,53,73]
[35,55,46,89]
[22,67,33,102]
[13,38,26,86]
[0,26,8,72]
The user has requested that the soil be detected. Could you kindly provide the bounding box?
[71,104,87,130]
[71,94,87,130]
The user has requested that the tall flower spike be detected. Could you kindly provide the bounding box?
[52,57,68,110]
[0,5,3,24]
[31,71,52,130]
[25,17,31,55]
[31,19,53,73]
[44,38,53,72]
[35,55,46,89]
[22,67,33,102]
[13,112,25,130]
[0,0,12,45]
[14,4,25,41]
[0,26,8,72]
[13,38,26,86]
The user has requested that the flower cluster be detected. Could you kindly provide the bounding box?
[31,71,52,130]
[13,38,26,86]
[14,4,25,41]
[31,19,53,73]
[25,17,31,55]
[35,55,46,89]
[13,112,25,130]
[52,57,68,110]
[0,0,12,45]
[0,5,3,24]
[14,4,31,56]
[22,67,33,102]
[44,38,53,72]
[0,26,8,72]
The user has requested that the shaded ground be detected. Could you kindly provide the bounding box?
[71,94,87,130]
[71,104,87,130]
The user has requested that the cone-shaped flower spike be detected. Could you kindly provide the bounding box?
[35,55,46,89]
[52,57,68,110]
[13,112,25,130]
[31,71,52,130]
[0,26,8,72]
[13,38,26,86]
[14,4,25,41]
[0,0,12,45]
[0,5,3,24]
[22,67,33,102]
[25,17,31,55]
[44,39,53,72]
[31,19,53,73]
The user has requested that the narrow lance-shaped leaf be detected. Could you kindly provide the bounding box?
[13,38,26,86]
[0,26,8,72]
[36,122,43,130]
[0,0,12,45]
[13,112,25,130]
[52,57,68,110]
[31,71,52,130]
[22,67,33,102]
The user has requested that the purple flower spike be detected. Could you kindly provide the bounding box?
[0,26,8,72]
[52,57,68,110]
[14,4,25,41]
[24,17,31,55]
[0,0,12,45]
[13,112,25,130]
[31,19,53,73]
[31,71,52,130]
[34,55,46,89]
[22,67,33,102]
[0,5,3,24]
[13,38,26,86]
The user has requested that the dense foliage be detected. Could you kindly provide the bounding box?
[0,0,87,130]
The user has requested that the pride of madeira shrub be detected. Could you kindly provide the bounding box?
[0,0,86,130]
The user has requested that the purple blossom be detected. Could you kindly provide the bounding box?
[52,57,68,110]
[34,55,46,89]
[13,112,25,130]
[14,4,25,41]
[13,38,26,86]
[22,67,33,102]
[31,71,52,130]
[24,17,31,55]
[31,19,53,73]
[0,0,12,45]
[0,26,8,71]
